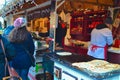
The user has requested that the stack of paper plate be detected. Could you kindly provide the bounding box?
[56,52,72,56]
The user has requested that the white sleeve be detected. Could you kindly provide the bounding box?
[104,29,113,45]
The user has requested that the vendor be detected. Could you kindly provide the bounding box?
[87,17,113,60]
[113,24,120,48]
[55,16,67,47]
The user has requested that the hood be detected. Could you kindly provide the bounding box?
[96,24,108,29]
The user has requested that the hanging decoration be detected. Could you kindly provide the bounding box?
[0,0,25,17]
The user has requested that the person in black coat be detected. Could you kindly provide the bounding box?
[55,17,67,47]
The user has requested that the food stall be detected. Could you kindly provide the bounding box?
[0,0,120,80]
[42,0,120,80]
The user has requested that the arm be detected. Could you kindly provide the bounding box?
[105,29,113,46]
[27,33,35,55]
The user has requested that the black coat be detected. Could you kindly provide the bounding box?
[55,23,67,45]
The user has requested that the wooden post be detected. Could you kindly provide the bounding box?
[49,0,57,53]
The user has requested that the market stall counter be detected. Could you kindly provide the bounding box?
[42,51,120,80]
[28,40,50,80]
[108,47,120,64]
[64,39,120,64]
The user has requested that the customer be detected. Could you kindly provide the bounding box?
[87,17,113,60]
[0,34,15,79]
[112,24,120,47]
[2,25,14,40]
[2,25,15,74]
[8,17,35,80]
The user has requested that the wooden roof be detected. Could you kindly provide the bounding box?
[0,0,115,17]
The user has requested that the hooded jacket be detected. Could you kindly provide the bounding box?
[0,34,15,79]
[87,23,113,59]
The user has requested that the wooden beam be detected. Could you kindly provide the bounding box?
[13,0,51,15]
[68,0,113,6]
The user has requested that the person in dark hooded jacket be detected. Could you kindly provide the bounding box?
[0,34,15,79]
[2,25,14,40]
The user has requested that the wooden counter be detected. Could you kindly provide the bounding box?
[43,52,120,80]
[64,45,120,64]
[107,51,120,64]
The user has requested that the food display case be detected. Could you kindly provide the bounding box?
[43,52,120,80]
